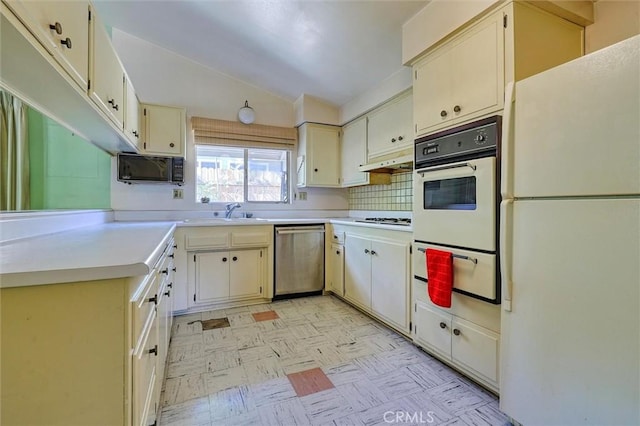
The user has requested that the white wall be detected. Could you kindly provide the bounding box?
[339,67,412,124]
[110,29,347,212]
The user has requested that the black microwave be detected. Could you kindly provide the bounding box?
[117,153,184,185]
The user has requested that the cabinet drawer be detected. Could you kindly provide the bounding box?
[451,317,499,383]
[231,230,270,247]
[329,231,345,244]
[133,273,159,346]
[185,232,229,249]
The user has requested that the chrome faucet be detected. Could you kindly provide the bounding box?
[225,202,242,219]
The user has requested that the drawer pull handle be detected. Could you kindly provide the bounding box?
[60,37,72,49]
[148,345,158,356]
[232,256,238,262]
[222,257,227,262]
[49,22,62,34]
[439,322,447,329]
[148,295,157,305]
[453,328,461,336]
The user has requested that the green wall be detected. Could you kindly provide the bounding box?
[28,108,111,209]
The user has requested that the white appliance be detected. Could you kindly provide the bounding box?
[413,117,500,303]
[500,35,639,425]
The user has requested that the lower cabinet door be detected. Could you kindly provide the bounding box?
[229,249,262,298]
[133,315,158,426]
[451,317,499,383]
[414,302,452,357]
[344,234,372,308]
[330,243,344,296]
[195,252,230,303]
[371,239,409,330]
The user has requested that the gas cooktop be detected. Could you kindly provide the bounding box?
[354,217,412,226]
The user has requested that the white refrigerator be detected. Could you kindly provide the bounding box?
[499,35,640,425]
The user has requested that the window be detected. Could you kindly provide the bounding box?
[196,145,289,203]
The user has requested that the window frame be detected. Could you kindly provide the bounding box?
[195,144,291,204]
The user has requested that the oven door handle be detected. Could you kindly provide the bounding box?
[416,162,477,176]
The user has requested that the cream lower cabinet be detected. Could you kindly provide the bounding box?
[413,1,584,137]
[342,226,411,335]
[0,236,175,426]
[193,249,263,304]
[182,225,272,310]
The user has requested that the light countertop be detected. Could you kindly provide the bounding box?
[0,222,176,288]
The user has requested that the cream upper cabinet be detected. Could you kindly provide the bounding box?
[124,74,141,147]
[4,1,90,91]
[414,12,503,136]
[340,117,368,187]
[140,103,186,157]
[367,91,413,159]
[413,1,583,137]
[297,122,341,188]
[89,10,125,129]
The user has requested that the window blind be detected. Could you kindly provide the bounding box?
[191,116,296,149]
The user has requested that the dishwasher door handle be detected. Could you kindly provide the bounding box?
[276,227,325,235]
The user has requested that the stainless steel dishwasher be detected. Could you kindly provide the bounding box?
[274,224,325,299]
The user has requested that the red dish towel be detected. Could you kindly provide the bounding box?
[426,248,453,308]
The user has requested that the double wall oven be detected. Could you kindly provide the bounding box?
[413,116,501,303]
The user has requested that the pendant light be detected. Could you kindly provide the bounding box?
[238,100,255,124]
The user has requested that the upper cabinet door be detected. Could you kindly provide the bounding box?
[4,1,90,91]
[124,75,140,147]
[414,48,453,136]
[367,92,413,159]
[341,117,368,187]
[89,10,125,128]
[140,104,186,157]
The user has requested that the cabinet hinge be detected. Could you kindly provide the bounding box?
[409,321,412,331]
[414,70,417,80]
[410,245,412,254]
[144,108,147,116]
[415,124,417,133]
[144,142,147,150]
[415,325,417,333]
[260,286,262,293]
[260,250,263,258]
[87,79,91,91]
[503,14,507,28]
[88,9,91,21]
[415,303,417,312]
[193,255,196,262]
[193,294,196,302]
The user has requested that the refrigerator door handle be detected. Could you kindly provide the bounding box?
[501,81,515,200]
[500,200,514,312]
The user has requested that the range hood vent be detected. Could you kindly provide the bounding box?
[358,153,414,173]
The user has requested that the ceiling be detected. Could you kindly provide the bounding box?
[92,0,428,107]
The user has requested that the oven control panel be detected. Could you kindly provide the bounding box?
[415,117,499,167]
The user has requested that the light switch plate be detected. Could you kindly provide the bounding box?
[173,189,184,199]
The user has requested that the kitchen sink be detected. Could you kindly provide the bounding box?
[182,218,266,223]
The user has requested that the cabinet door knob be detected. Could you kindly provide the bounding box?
[391,138,396,143]
[439,322,447,329]
[453,328,461,336]
[398,136,403,141]
[164,290,171,297]
[172,267,176,272]
[60,37,72,49]
[336,250,340,255]
[440,110,448,117]
[148,295,158,305]
[168,282,173,288]
[161,269,168,275]
[370,250,376,255]
[168,254,174,258]
[314,168,318,172]
[364,249,370,254]
[232,256,238,262]
[148,345,158,356]
[222,257,227,262]
[169,142,175,148]
[49,22,62,35]
[453,105,461,113]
